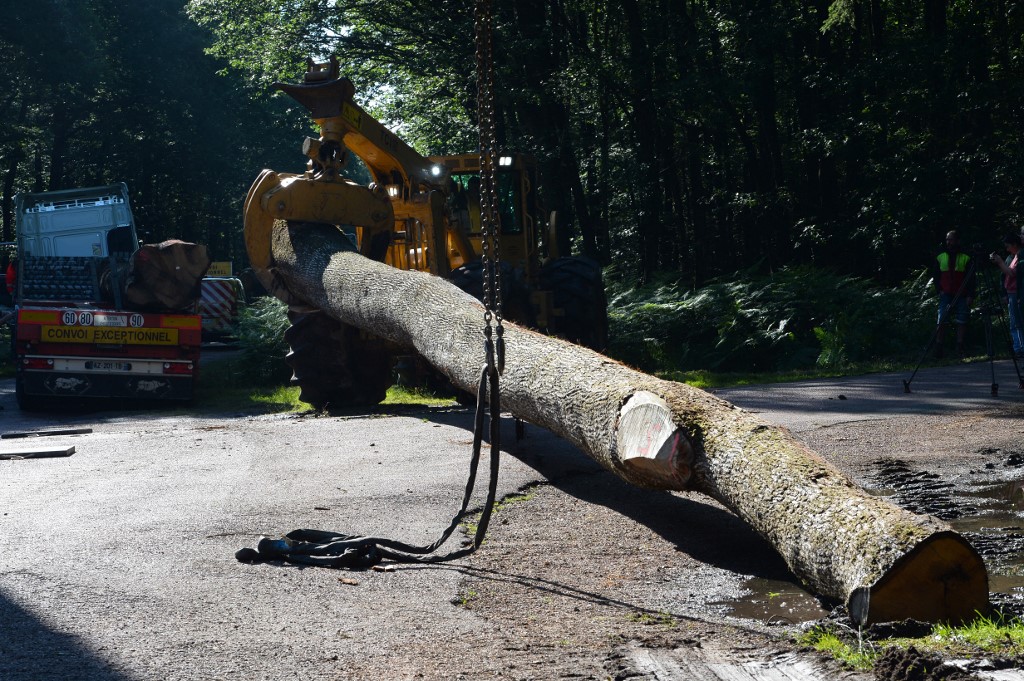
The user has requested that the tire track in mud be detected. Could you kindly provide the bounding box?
[870,458,974,520]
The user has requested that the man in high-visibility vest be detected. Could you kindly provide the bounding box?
[932,230,975,358]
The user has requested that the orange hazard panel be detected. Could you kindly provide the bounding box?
[18,310,60,325]
[160,315,202,329]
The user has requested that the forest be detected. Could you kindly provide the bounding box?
[3,0,1023,371]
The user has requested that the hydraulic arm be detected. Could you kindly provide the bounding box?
[244,57,474,303]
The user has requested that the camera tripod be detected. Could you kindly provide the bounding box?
[903,253,1024,395]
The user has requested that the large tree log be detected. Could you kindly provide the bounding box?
[124,240,211,311]
[257,220,987,625]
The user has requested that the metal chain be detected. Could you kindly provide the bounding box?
[474,0,504,373]
[234,24,509,571]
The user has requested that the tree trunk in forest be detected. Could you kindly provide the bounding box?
[1,150,21,242]
[869,0,885,49]
[47,99,69,191]
[2,99,27,241]
[924,0,948,40]
[255,219,988,626]
[507,0,599,261]
[621,0,665,282]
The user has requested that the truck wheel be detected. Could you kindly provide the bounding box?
[449,261,534,328]
[284,309,393,410]
[15,374,47,412]
[539,256,609,352]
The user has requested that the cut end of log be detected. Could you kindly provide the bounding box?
[616,391,693,489]
[848,531,988,626]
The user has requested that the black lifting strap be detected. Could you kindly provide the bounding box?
[234,360,501,569]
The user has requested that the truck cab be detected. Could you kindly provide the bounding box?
[12,184,202,409]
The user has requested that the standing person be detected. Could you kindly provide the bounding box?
[990,233,1024,358]
[932,230,975,358]
[5,256,17,303]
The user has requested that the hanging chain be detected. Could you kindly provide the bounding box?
[474,0,504,374]
[233,19,511,570]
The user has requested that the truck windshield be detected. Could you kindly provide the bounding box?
[449,171,522,235]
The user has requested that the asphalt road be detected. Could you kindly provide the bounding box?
[0,379,594,680]
[713,358,1024,432]
[3,361,1024,680]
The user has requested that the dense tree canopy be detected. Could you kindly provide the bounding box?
[2,0,1023,288]
[187,0,1024,287]
[0,0,303,262]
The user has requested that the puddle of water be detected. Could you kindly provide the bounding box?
[964,478,1024,505]
[952,477,1024,605]
[873,457,1024,607]
[989,574,1024,593]
[716,577,829,624]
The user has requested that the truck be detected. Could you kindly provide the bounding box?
[12,183,204,410]
[243,57,607,409]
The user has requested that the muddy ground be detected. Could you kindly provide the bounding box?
[4,363,1024,680]
[433,414,1024,680]
[342,371,1024,679]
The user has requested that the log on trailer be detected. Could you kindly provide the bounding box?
[124,239,211,311]
[252,219,988,626]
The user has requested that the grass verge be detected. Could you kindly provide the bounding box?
[799,613,1024,671]
[662,355,997,389]
[382,385,457,407]
[197,353,461,415]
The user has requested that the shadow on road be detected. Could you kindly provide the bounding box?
[0,590,130,681]
[715,360,1024,428]
[506,431,799,585]
[363,404,802,588]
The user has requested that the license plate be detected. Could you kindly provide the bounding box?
[85,361,131,371]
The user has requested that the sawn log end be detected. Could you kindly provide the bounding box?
[849,530,988,626]
[616,391,693,489]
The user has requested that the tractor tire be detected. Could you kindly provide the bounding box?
[539,256,609,352]
[284,309,393,410]
[449,261,534,328]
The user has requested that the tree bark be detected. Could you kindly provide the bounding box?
[258,220,988,625]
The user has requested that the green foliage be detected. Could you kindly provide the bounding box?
[8,0,1024,303]
[928,612,1024,652]
[383,385,456,407]
[800,613,1024,671]
[607,266,934,374]
[0,0,304,259]
[182,0,1024,287]
[234,296,292,386]
[797,627,876,670]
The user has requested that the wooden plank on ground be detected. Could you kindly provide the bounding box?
[0,445,76,459]
[2,428,93,439]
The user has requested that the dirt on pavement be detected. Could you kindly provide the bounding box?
[4,363,1024,680]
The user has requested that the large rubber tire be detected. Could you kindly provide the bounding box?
[15,373,49,412]
[284,309,394,410]
[448,261,534,328]
[539,256,609,352]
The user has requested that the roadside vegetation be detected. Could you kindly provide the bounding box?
[205,264,1000,410]
[606,265,938,379]
[799,613,1024,671]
